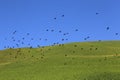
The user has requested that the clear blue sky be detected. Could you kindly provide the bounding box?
[0,0,120,50]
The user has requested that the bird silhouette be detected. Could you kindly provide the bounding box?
[106,27,110,30]
[62,39,64,41]
[96,13,99,15]
[115,33,118,35]
[66,39,68,41]
[51,30,54,32]
[84,38,87,40]
[22,38,25,40]
[45,39,48,41]
[46,29,49,31]
[54,17,56,20]
[63,33,66,35]
[62,15,64,17]
[75,29,78,31]
[27,33,30,35]
[13,30,17,34]
[59,30,62,33]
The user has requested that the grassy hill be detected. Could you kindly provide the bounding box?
[0,41,120,80]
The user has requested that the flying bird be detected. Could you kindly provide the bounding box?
[45,39,48,41]
[59,30,62,33]
[51,30,54,32]
[106,27,110,30]
[46,29,49,31]
[22,38,25,40]
[13,30,17,34]
[75,29,78,31]
[63,33,66,35]
[87,36,90,39]
[115,33,118,35]
[96,13,99,15]
[27,33,30,35]
[62,39,64,41]
[54,17,56,20]
[62,15,64,17]
[66,39,68,40]
[84,38,87,40]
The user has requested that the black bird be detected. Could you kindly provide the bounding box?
[66,39,68,40]
[63,33,66,35]
[95,48,98,50]
[66,33,69,35]
[28,43,30,46]
[62,15,64,17]
[62,39,64,41]
[75,29,78,31]
[84,38,87,40]
[46,29,49,31]
[87,36,90,39]
[54,17,56,20]
[96,13,99,15]
[59,30,62,33]
[22,38,25,40]
[65,54,67,57]
[13,30,17,34]
[45,39,48,41]
[98,40,101,42]
[106,27,110,30]
[56,42,59,44]
[37,45,40,48]
[4,46,6,49]
[30,46,33,49]
[27,33,30,35]
[12,46,14,48]
[74,45,77,47]
[16,44,19,47]
[115,33,118,35]
[51,30,54,32]
[13,39,15,42]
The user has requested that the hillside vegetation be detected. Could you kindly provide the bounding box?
[0,41,120,80]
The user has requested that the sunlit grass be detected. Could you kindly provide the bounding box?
[0,41,120,80]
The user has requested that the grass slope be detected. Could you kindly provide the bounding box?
[0,41,120,80]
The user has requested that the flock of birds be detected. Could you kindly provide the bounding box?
[2,13,119,53]
[0,13,120,80]
[3,25,118,50]
[2,23,119,61]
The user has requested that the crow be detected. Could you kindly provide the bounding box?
[75,29,78,31]
[115,33,118,35]
[46,29,49,31]
[27,33,30,35]
[84,38,87,40]
[13,30,17,34]
[59,30,62,33]
[106,27,110,30]
[62,15,64,17]
[96,13,99,15]
[51,30,54,32]
[54,17,56,20]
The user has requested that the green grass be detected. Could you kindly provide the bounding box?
[0,41,120,80]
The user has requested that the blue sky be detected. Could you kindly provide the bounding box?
[0,0,120,50]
